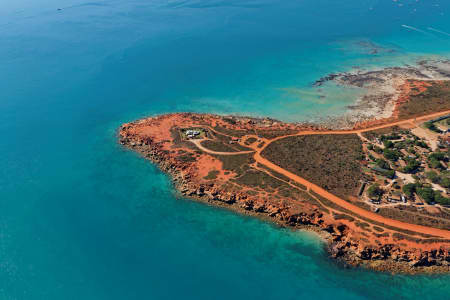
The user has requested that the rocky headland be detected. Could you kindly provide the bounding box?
[119,106,450,274]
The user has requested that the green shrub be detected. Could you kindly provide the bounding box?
[415,140,428,149]
[424,121,441,133]
[402,183,416,198]
[376,159,390,170]
[429,158,443,170]
[385,170,396,179]
[429,152,446,161]
[416,187,434,204]
[434,191,450,206]
[367,184,383,198]
[373,146,383,154]
[383,140,394,148]
[426,171,440,184]
[383,148,400,161]
[414,186,450,206]
[440,177,450,188]
[402,159,421,173]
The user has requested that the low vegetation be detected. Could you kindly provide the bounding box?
[397,80,450,119]
[367,184,383,198]
[262,134,364,198]
[213,153,255,176]
[204,170,220,180]
[378,207,450,230]
[201,140,238,152]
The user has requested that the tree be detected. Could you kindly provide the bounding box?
[425,171,440,184]
[383,148,399,161]
[408,147,416,155]
[373,146,383,154]
[375,159,390,170]
[387,170,395,179]
[429,158,442,170]
[402,183,416,198]
[383,140,394,148]
[367,184,383,198]
[424,121,441,133]
[394,141,406,149]
[416,187,434,204]
[429,152,446,161]
[434,191,450,206]
[402,159,421,173]
[440,177,450,188]
[415,140,428,149]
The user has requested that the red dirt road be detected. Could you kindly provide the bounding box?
[253,152,450,239]
[254,110,450,239]
[196,110,450,239]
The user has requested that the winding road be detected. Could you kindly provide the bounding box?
[192,110,450,239]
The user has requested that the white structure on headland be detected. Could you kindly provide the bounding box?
[186,130,201,138]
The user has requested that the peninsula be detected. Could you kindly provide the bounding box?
[120,68,450,273]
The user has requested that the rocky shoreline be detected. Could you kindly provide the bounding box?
[119,113,450,274]
[316,60,450,129]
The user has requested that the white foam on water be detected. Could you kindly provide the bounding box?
[427,27,450,37]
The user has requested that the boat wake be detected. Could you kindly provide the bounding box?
[427,27,450,37]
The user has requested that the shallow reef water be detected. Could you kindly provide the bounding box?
[1,0,450,299]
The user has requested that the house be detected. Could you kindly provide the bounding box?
[186,130,201,138]
[388,196,401,203]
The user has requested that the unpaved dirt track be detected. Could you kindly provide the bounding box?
[254,151,450,239]
[193,110,450,238]
[190,139,254,155]
[254,110,450,239]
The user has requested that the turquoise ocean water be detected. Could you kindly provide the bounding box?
[1,0,450,299]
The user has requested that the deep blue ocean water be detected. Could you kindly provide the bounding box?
[1,0,450,299]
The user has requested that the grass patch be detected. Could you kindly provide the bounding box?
[255,129,299,139]
[361,126,402,141]
[257,163,307,190]
[234,169,285,190]
[373,226,384,232]
[201,140,238,152]
[178,152,197,163]
[213,153,255,176]
[333,213,355,222]
[212,126,249,137]
[378,207,450,230]
[204,170,220,180]
[355,220,371,231]
[245,137,257,145]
